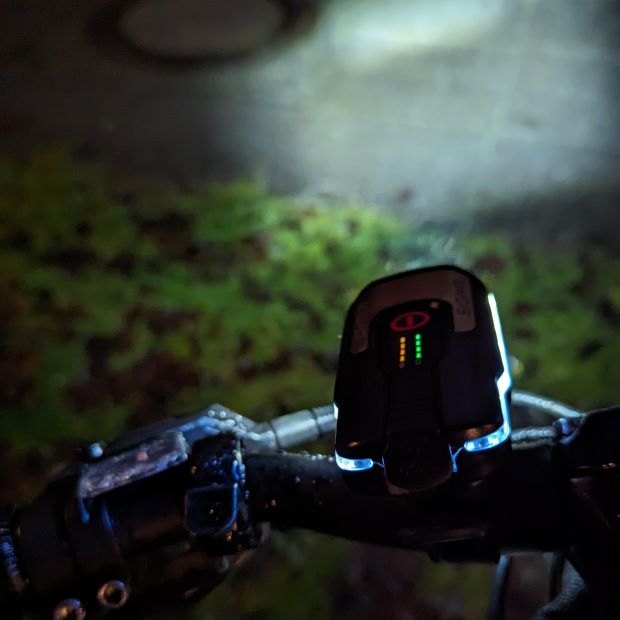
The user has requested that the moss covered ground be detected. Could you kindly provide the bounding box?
[1,151,618,619]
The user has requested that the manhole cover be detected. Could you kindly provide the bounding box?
[90,0,316,66]
[121,0,284,58]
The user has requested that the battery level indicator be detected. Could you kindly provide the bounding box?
[415,333,422,361]
[399,336,406,367]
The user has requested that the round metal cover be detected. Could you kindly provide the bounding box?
[121,0,284,58]
[90,0,316,67]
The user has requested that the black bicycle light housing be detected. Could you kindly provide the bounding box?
[334,266,512,492]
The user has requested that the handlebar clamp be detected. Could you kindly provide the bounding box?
[185,433,261,554]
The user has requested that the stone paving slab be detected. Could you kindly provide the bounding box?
[1,0,618,250]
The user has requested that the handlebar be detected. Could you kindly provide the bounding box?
[245,410,620,616]
[246,445,565,557]
[2,399,620,619]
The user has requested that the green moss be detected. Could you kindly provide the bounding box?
[200,533,349,620]
[414,557,493,619]
[0,151,449,451]
[463,238,620,409]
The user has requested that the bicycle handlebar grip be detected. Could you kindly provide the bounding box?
[245,452,494,556]
[244,443,580,561]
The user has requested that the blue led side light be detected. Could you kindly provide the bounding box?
[335,451,375,472]
[464,293,512,453]
[334,403,375,471]
[449,445,464,473]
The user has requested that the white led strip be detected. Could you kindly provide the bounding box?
[463,293,512,452]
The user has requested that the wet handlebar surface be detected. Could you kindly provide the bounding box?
[245,443,573,559]
[245,406,620,611]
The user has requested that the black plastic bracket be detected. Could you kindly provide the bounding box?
[184,434,260,554]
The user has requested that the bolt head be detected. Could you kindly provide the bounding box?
[97,579,129,609]
[53,599,85,620]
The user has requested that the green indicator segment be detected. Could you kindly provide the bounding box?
[415,333,422,359]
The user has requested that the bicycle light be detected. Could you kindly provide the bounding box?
[334,266,511,492]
